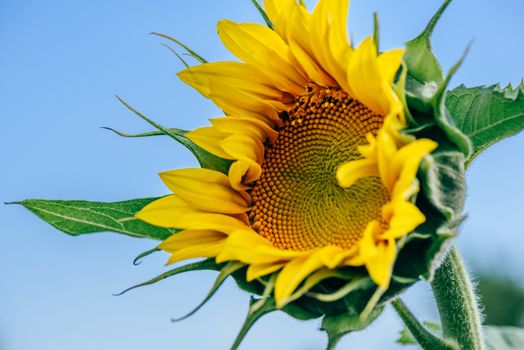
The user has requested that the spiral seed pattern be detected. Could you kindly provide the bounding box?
[249,87,390,251]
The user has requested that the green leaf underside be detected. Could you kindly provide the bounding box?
[115,96,231,174]
[11,198,174,240]
[322,306,384,350]
[445,84,524,163]
[398,323,524,350]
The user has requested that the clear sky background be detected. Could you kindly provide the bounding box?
[1,1,523,349]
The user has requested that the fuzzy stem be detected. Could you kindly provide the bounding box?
[431,246,485,350]
[392,298,458,350]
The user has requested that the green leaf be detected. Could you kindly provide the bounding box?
[485,326,524,350]
[10,198,174,240]
[445,84,524,164]
[321,306,384,350]
[404,0,450,85]
[114,259,222,296]
[116,96,231,174]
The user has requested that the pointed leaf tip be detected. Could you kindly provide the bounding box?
[171,262,244,322]
[115,96,231,173]
[404,0,453,85]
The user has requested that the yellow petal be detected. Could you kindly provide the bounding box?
[336,158,379,188]
[365,239,396,288]
[178,62,282,100]
[160,168,249,214]
[347,37,402,117]
[160,229,226,251]
[135,195,248,233]
[310,0,352,90]
[185,126,234,160]
[377,49,405,86]
[218,20,307,95]
[381,201,426,239]
[264,0,297,39]
[390,139,438,200]
[210,116,278,143]
[220,134,264,164]
[274,254,324,307]
[228,158,262,191]
[166,242,225,265]
[346,220,380,266]
[246,262,286,281]
[159,229,227,265]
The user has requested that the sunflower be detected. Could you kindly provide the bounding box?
[136,0,438,308]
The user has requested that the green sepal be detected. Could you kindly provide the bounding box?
[171,261,245,322]
[10,198,174,240]
[116,96,232,174]
[133,247,161,265]
[445,83,524,167]
[321,305,384,350]
[114,259,222,296]
[403,0,450,86]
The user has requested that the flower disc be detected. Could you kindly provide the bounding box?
[250,88,389,250]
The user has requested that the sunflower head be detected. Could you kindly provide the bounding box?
[136,0,468,345]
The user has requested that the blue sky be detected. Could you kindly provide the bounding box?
[1,0,523,349]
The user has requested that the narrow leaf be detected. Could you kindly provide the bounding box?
[171,262,244,322]
[445,84,524,164]
[116,96,231,173]
[101,126,188,138]
[160,43,190,68]
[133,247,161,265]
[250,0,273,29]
[150,32,207,64]
[10,198,174,240]
[115,259,222,296]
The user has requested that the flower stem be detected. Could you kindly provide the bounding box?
[431,246,485,350]
[391,298,458,350]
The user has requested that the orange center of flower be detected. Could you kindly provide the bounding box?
[249,87,390,251]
